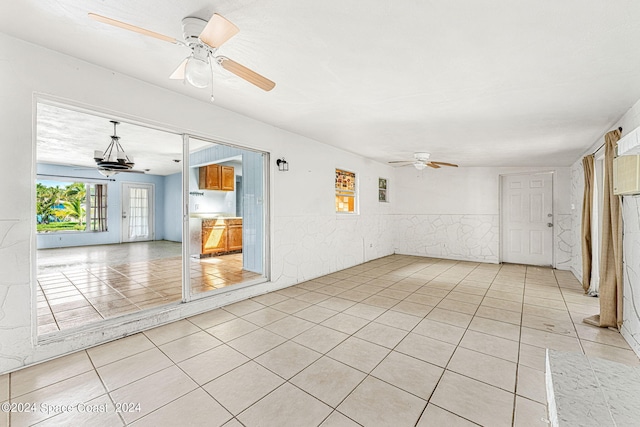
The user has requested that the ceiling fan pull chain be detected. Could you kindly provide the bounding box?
[210,52,215,102]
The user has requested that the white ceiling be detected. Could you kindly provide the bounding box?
[37,103,211,175]
[5,0,640,167]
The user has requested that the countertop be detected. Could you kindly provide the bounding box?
[190,213,242,219]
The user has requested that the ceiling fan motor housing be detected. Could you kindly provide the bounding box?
[182,17,210,49]
[414,152,431,162]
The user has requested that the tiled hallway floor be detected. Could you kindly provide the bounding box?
[37,242,260,334]
[6,255,639,426]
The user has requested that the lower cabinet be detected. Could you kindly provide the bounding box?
[202,218,242,255]
[227,219,243,251]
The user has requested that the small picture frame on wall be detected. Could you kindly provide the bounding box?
[378,178,388,202]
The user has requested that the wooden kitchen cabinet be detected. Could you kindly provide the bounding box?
[221,166,235,191]
[202,219,228,254]
[227,219,243,251]
[201,218,242,255]
[199,164,234,191]
[199,164,221,190]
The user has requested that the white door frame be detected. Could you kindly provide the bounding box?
[121,182,155,243]
[499,171,555,267]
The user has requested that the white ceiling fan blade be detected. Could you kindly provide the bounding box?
[199,13,239,48]
[388,161,413,165]
[218,56,276,91]
[169,59,188,80]
[88,13,179,44]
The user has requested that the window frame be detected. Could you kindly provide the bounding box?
[335,168,358,214]
[378,177,389,203]
[35,177,108,234]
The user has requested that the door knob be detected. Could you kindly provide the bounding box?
[547,223,553,227]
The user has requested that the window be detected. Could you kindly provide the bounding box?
[378,178,388,202]
[36,179,107,233]
[335,168,357,213]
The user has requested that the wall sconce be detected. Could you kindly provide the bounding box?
[276,158,289,172]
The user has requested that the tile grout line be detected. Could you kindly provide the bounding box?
[85,349,127,426]
[217,257,465,426]
[20,256,597,427]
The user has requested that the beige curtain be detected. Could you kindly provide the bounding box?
[584,129,623,328]
[580,155,594,293]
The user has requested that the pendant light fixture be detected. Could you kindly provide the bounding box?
[94,121,134,176]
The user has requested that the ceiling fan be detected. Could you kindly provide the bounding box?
[389,152,459,171]
[93,121,145,177]
[88,11,275,101]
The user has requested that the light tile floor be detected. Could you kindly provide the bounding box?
[37,242,260,334]
[5,255,639,426]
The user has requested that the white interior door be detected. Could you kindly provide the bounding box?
[122,183,154,243]
[501,173,553,266]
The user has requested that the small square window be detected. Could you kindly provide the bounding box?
[378,178,388,202]
[335,169,357,213]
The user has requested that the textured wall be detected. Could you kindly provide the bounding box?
[568,97,640,358]
[569,159,584,280]
[0,34,396,373]
[392,166,572,267]
[393,214,499,263]
[622,195,640,356]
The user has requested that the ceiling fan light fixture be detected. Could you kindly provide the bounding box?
[90,12,276,93]
[98,168,118,177]
[413,161,427,171]
[184,49,211,88]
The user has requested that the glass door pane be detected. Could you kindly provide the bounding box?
[35,101,184,336]
[122,183,153,242]
[187,137,267,296]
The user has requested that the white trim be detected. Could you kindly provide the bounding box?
[182,134,191,304]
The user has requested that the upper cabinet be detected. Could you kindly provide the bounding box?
[221,166,235,191]
[199,164,221,190]
[199,164,234,191]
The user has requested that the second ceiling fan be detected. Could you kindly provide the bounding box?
[88,11,275,100]
[389,152,459,171]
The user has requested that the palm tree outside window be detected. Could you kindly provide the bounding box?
[36,180,107,232]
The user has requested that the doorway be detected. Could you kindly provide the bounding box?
[35,99,270,337]
[122,183,155,242]
[500,172,554,266]
[187,139,267,297]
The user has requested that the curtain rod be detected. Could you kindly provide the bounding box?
[591,126,623,155]
[37,174,115,182]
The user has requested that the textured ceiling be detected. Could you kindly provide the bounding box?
[4,0,640,167]
[37,103,210,175]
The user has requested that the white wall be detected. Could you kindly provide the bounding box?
[0,34,395,373]
[0,30,610,373]
[392,165,572,266]
[569,97,640,358]
[163,172,182,242]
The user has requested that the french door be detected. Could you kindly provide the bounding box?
[121,183,155,242]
